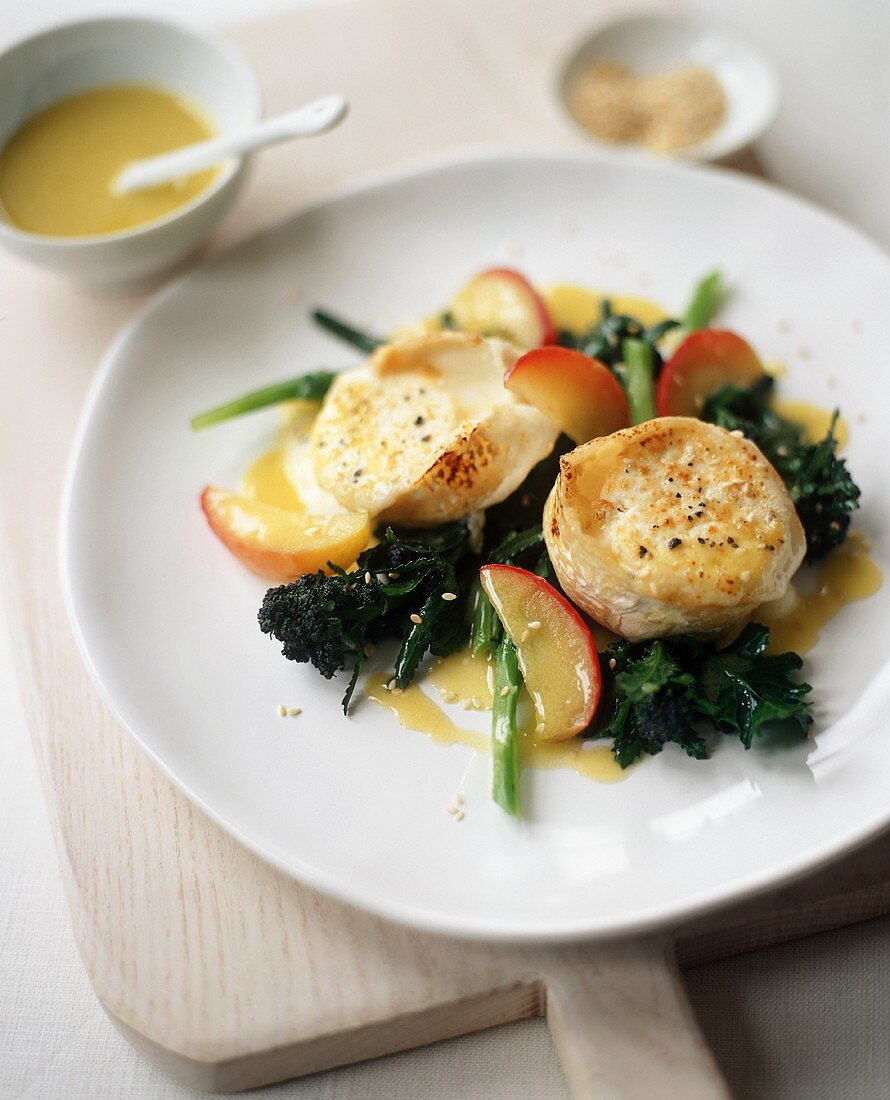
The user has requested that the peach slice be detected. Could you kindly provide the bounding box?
[504,346,629,443]
[480,564,601,741]
[450,267,555,348]
[656,329,764,417]
[201,486,370,582]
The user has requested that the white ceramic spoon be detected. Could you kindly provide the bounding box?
[114,94,348,195]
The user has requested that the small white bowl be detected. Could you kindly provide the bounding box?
[559,13,780,162]
[0,16,261,288]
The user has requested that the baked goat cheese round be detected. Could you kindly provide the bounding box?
[311,331,560,524]
[543,416,805,640]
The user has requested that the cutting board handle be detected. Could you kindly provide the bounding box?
[539,933,730,1100]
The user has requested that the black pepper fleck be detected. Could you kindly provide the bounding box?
[667,538,682,550]
[639,545,649,557]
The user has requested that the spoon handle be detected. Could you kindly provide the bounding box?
[115,94,348,194]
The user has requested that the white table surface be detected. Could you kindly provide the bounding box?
[1,1,889,1097]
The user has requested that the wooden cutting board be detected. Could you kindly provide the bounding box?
[2,1,888,1095]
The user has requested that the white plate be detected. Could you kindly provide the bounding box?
[62,151,890,942]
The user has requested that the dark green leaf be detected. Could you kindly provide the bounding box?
[190,370,335,430]
[556,299,680,379]
[258,522,473,712]
[312,308,385,354]
[596,625,811,767]
[701,624,813,748]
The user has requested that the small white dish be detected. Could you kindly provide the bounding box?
[0,16,261,288]
[559,13,780,162]
[61,151,890,942]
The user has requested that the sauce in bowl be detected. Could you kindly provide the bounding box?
[0,85,218,237]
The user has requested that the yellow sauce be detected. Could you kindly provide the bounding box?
[0,85,217,237]
[429,650,493,707]
[521,730,627,783]
[240,402,325,510]
[764,531,882,655]
[773,399,848,448]
[242,447,304,512]
[543,284,666,333]
[367,651,630,785]
[365,672,488,752]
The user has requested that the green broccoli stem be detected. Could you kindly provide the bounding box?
[470,581,499,657]
[620,338,657,424]
[312,308,385,354]
[491,634,522,816]
[190,371,335,430]
[682,270,724,332]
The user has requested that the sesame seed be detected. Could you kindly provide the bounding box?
[410,613,423,625]
[471,697,481,709]
[364,571,372,584]
[460,699,472,710]
[527,621,542,631]
[499,685,510,697]
[277,704,287,717]
[446,804,458,815]
[730,429,744,437]
[441,592,457,601]
[387,679,397,691]
[388,572,399,580]
[287,707,302,717]
[535,722,545,734]
[440,689,457,702]
[454,793,464,806]
[390,687,404,696]
[609,658,617,670]
[454,809,465,822]
[519,630,529,643]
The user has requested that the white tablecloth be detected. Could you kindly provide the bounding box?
[2,1,889,1096]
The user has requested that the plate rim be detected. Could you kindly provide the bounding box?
[59,146,890,943]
